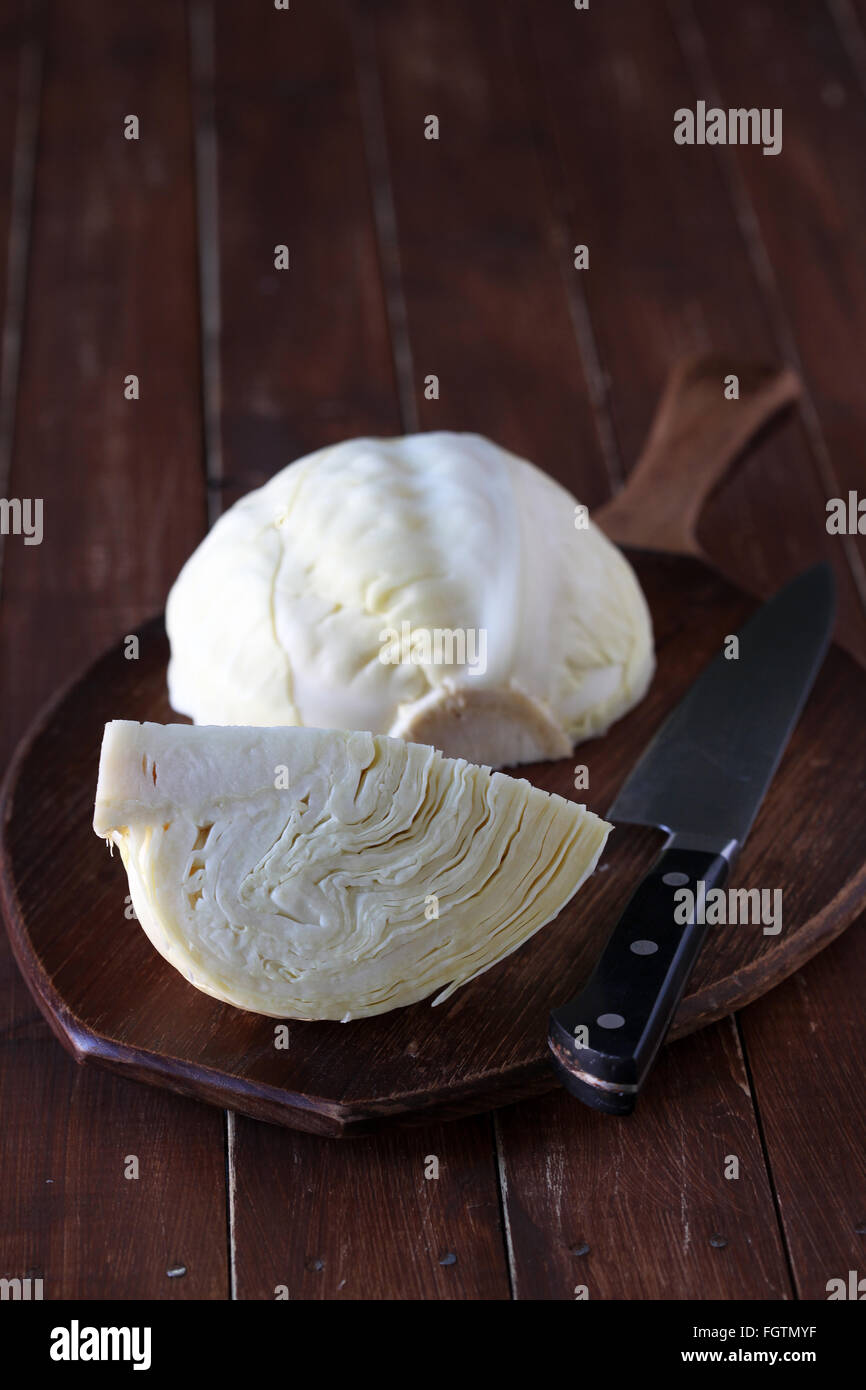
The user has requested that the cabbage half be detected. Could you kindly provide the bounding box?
[93,721,611,1021]
[165,433,654,768]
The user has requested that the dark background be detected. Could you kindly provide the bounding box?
[1,0,864,1300]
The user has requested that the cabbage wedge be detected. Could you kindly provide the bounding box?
[93,721,611,1021]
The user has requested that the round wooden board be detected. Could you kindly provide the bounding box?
[2,550,864,1136]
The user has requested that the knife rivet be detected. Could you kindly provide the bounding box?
[597,1013,625,1029]
[630,939,658,955]
[662,871,689,886]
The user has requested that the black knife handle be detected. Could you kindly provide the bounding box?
[548,845,731,1115]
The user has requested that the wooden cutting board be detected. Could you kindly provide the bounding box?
[3,358,865,1137]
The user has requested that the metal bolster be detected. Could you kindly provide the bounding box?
[663,831,741,863]
[549,1037,640,1094]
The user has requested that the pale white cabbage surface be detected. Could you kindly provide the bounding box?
[94,721,611,1020]
[165,433,654,768]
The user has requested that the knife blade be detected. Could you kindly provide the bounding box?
[548,562,835,1115]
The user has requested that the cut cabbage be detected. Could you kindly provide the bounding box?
[165,433,654,768]
[93,721,611,1021]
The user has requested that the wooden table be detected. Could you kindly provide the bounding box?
[1,0,865,1301]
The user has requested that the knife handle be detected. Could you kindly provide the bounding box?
[548,846,730,1115]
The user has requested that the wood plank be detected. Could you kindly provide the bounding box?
[232,1114,510,1300]
[679,0,866,630]
[0,6,22,354]
[687,0,866,1305]
[367,0,613,503]
[211,0,402,512]
[0,0,38,510]
[0,1049,228,1299]
[842,0,866,78]
[736,922,866,1300]
[0,0,225,1298]
[208,0,511,1296]
[528,0,866,659]
[497,1020,791,1300]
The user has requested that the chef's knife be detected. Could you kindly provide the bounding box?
[548,563,835,1115]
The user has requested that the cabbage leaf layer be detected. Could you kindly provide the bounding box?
[165,433,655,767]
[94,721,611,1020]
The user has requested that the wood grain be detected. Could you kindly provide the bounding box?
[596,355,800,555]
[736,921,866,1301]
[496,1019,792,1299]
[211,0,401,511]
[231,1112,510,1300]
[688,0,866,1307]
[689,0,866,606]
[0,0,37,510]
[0,0,226,1298]
[527,0,866,660]
[366,0,613,503]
